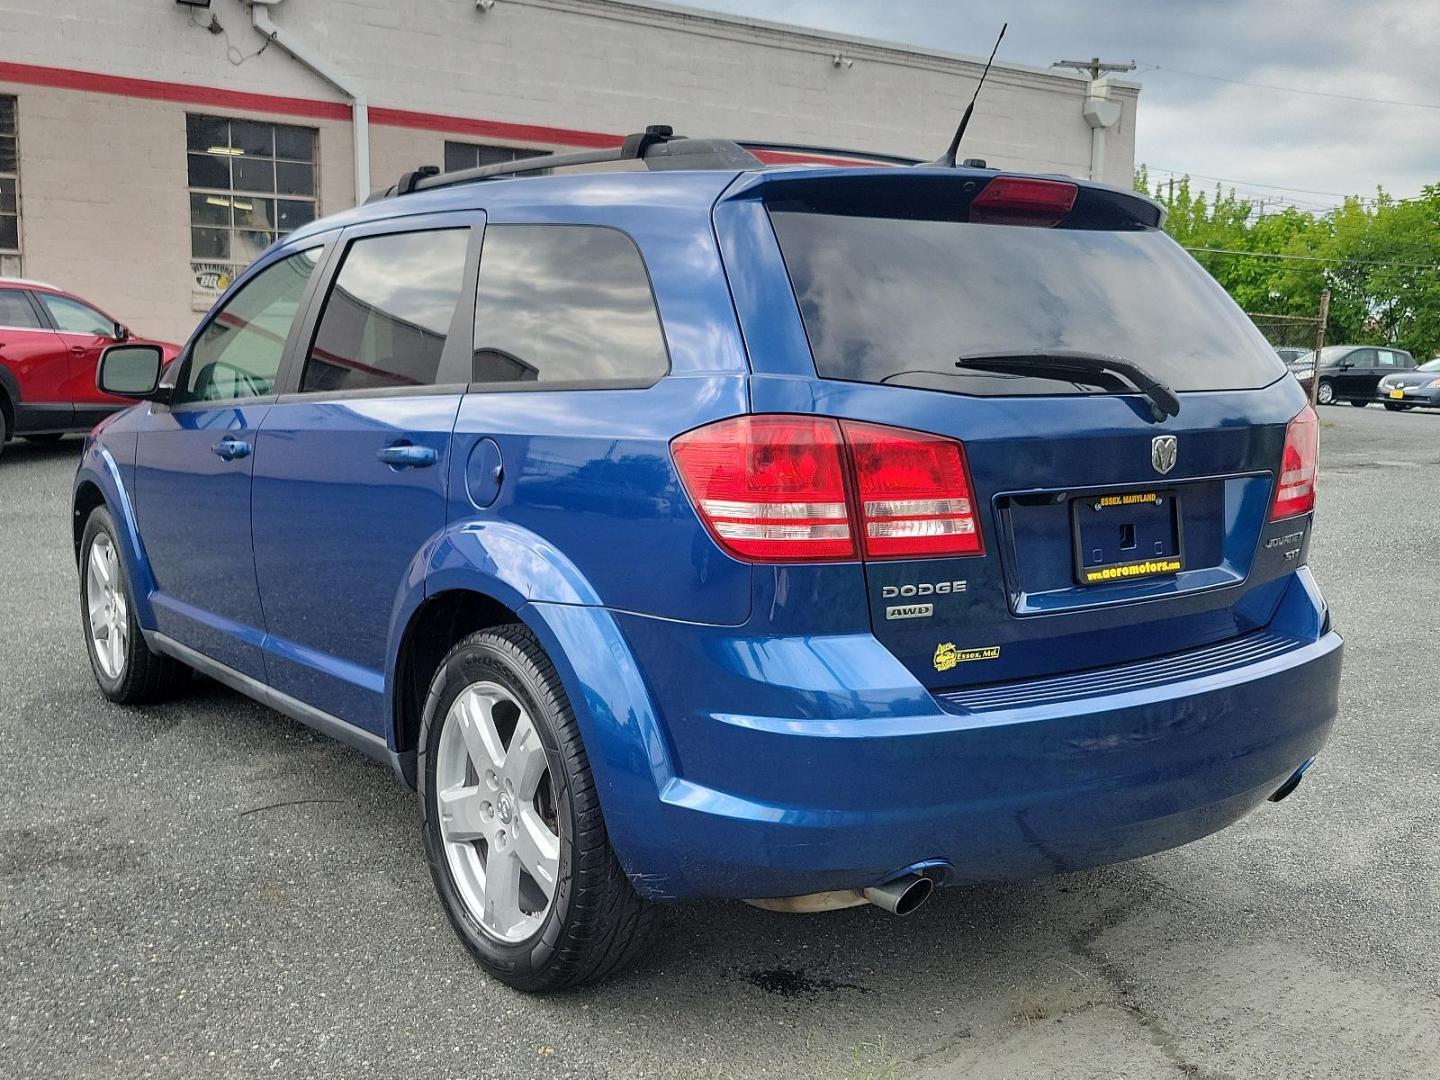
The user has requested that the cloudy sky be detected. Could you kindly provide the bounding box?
[682,0,1439,213]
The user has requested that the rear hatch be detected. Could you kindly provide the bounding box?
[749,170,1308,690]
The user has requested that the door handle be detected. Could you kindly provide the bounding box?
[377,443,438,469]
[212,436,251,461]
[70,345,88,356]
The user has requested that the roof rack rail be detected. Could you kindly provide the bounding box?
[369,125,764,202]
[736,141,922,167]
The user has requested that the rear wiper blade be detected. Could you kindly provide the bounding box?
[955,350,1181,422]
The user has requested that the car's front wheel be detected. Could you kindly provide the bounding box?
[80,508,189,703]
[418,625,657,991]
[1316,380,1335,405]
[1384,402,1414,412]
[1350,399,1369,408]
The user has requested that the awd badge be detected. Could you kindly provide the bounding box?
[933,642,1001,672]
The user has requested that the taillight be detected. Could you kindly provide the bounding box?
[842,421,984,558]
[670,416,856,561]
[970,176,1078,227]
[671,416,984,563]
[1270,404,1318,520]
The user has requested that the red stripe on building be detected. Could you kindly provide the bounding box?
[0,60,352,122]
[0,61,626,149]
[367,106,622,149]
[0,61,871,165]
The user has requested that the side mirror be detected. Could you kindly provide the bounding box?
[113,322,130,342]
[98,343,165,399]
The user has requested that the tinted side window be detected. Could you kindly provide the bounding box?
[0,288,40,328]
[301,229,469,393]
[178,247,321,404]
[40,294,112,336]
[471,225,668,385]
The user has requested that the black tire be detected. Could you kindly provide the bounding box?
[79,507,190,704]
[1350,400,1369,408]
[418,624,657,991]
[1383,403,1414,412]
[23,432,66,443]
[1316,380,1335,406]
[0,399,8,458]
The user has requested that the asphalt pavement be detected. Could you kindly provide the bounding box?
[2,404,1437,1080]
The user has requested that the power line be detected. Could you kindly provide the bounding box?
[1144,167,1356,200]
[1144,167,1427,210]
[1139,63,1440,111]
[1184,245,1440,270]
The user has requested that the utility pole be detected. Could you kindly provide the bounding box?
[1053,59,1137,183]
[1052,57,1137,81]
[1309,289,1331,409]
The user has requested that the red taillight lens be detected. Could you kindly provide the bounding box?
[1270,404,1319,520]
[842,421,984,559]
[672,416,984,563]
[970,176,1078,226]
[671,416,856,561]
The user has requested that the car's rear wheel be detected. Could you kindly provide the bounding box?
[1350,399,1369,408]
[1316,380,1335,405]
[418,624,657,991]
[80,508,190,704]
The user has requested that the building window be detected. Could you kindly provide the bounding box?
[187,114,317,308]
[0,95,20,273]
[443,141,549,174]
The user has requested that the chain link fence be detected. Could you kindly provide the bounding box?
[1247,291,1330,406]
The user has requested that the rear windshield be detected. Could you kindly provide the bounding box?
[769,210,1286,395]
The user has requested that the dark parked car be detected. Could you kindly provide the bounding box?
[1311,345,1415,406]
[1378,357,1440,410]
[1277,347,1315,395]
[72,132,1340,991]
[0,278,180,456]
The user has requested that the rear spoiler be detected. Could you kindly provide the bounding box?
[722,167,1166,230]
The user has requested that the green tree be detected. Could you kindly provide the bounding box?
[1135,170,1440,360]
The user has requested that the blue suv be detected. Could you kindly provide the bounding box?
[73,130,1342,991]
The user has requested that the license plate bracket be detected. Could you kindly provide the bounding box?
[1072,489,1183,586]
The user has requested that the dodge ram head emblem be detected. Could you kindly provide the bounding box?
[1151,435,1178,476]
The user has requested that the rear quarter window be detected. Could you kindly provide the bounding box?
[471,224,668,387]
[769,209,1285,395]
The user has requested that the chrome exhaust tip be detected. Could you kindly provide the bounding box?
[861,873,934,916]
[1269,756,1317,803]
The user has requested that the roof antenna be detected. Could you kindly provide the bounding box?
[930,22,1007,167]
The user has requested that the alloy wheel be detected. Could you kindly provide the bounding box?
[86,532,128,680]
[1317,381,1334,405]
[435,681,561,943]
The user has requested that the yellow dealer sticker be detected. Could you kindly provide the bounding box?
[1094,492,1161,508]
[1082,557,1182,584]
[934,643,1001,672]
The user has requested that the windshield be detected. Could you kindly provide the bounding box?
[1418,357,1440,372]
[770,210,1287,395]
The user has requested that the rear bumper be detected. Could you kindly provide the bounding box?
[605,571,1341,901]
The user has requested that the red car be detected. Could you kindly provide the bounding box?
[0,278,180,456]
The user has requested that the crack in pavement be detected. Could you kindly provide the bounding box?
[1067,902,1229,1080]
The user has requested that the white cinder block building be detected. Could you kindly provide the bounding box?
[0,0,1140,343]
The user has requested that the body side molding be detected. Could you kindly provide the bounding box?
[146,631,408,780]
